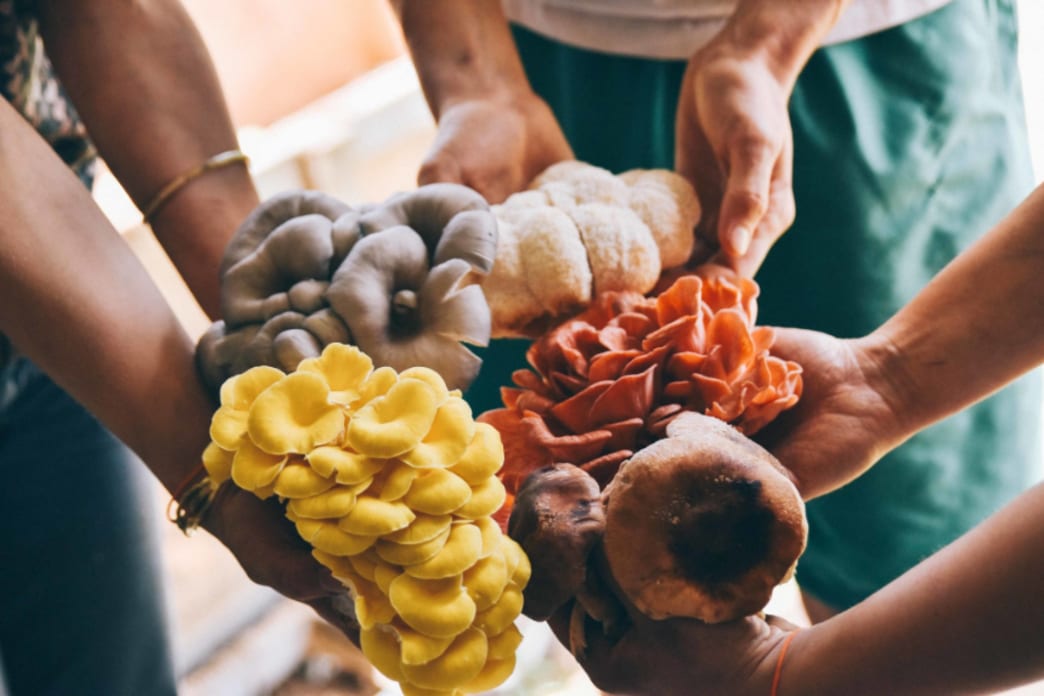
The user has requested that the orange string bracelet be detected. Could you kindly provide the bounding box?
[166,462,216,534]
[770,630,800,696]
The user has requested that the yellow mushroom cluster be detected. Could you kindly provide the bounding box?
[202,342,530,695]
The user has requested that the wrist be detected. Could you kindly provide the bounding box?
[850,331,923,452]
[716,0,849,89]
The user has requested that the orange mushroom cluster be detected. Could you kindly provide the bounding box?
[201,343,530,696]
[480,271,803,519]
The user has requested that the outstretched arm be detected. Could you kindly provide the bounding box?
[767,181,1044,499]
[37,0,260,316]
[391,0,573,202]
[677,0,850,275]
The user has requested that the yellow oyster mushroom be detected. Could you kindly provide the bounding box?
[486,623,523,661]
[231,438,288,492]
[501,537,531,588]
[202,441,234,485]
[295,518,376,556]
[347,549,395,583]
[373,460,418,501]
[461,655,516,693]
[356,587,397,630]
[398,366,450,403]
[384,513,453,545]
[297,343,373,406]
[376,525,451,566]
[360,626,405,682]
[357,365,398,403]
[473,516,502,558]
[313,553,395,629]
[401,627,488,691]
[451,476,506,520]
[311,549,358,582]
[247,372,344,455]
[347,378,439,458]
[389,574,476,639]
[219,365,286,409]
[306,446,384,484]
[273,458,336,499]
[392,621,455,666]
[404,522,483,580]
[401,397,476,470]
[400,683,456,696]
[403,469,472,516]
[373,562,401,595]
[339,496,415,536]
[462,548,509,611]
[210,366,286,449]
[287,485,357,519]
[474,583,523,636]
[447,422,504,485]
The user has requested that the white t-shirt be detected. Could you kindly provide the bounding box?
[501,0,953,59]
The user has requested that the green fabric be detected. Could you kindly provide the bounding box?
[467,0,1044,609]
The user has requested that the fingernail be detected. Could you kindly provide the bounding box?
[728,225,752,256]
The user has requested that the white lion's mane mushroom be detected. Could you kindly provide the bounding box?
[196,185,498,395]
[484,161,701,337]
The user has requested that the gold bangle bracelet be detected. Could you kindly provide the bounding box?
[141,148,250,224]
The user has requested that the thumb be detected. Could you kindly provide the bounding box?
[718,135,775,259]
[417,151,463,187]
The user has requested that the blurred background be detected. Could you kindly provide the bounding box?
[90,1,1044,694]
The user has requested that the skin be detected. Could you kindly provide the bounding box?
[543,184,1044,695]
[392,0,573,204]
[391,0,849,275]
[676,0,849,275]
[0,0,356,639]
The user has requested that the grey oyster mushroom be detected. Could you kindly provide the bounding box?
[196,185,497,394]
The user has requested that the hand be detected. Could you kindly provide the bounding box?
[550,600,796,696]
[418,92,574,203]
[675,40,795,277]
[757,329,905,499]
[203,487,360,642]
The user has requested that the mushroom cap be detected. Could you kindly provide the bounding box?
[483,161,700,337]
[197,185,498,394]
[507,464,605,621]
[602,412,807,623]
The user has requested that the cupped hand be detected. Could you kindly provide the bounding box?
[418,92,574,203]
[757,328,906,500]
[550,599,796,696]
[202,487,360,643]
[675,41,795,277]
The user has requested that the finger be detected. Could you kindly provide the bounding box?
[417,151,463,187]
[718,131,777,259]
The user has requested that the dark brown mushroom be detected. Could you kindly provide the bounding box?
[507,464,605,621]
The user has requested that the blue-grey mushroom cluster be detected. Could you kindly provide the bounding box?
[196,185,498,393]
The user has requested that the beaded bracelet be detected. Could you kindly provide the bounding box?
[141,149,250,224]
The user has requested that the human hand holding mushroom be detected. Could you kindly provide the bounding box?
[190,185,536,695]
[480,269,807,655]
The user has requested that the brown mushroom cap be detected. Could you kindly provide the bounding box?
[602,412,807,624]
[507,464,605,621]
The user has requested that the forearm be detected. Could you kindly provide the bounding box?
[37,0,259,316]
[783,480,1044,695]
[861,183,1044,445]
[392,0,533,117]
[0,101,211,494]
[718,0,851,88]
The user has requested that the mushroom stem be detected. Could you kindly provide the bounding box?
[390,288,420,335]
